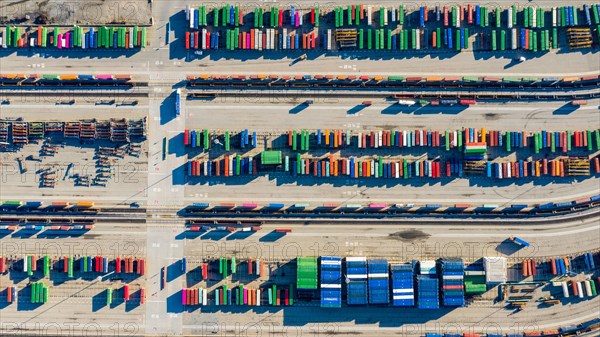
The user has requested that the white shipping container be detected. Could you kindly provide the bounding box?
[186,5,190,20]
[266,28,270,50]
[498,164,503,179]
[1,37,5,48]
[258,30,263,51]
[370,160,375,175]
[298,10,303,25]
[507,7,513,28]
[190,9,195,29]
[254,29,259,50]
[129,28,134,48]
[378,131,383,148]
[271,29,275,50]
[403,130,407,147]
[532,8,537,28]
[282,28,287,49]
[229,157,233,175]
[367,6,372,25]
[577,282,584,298]
[202,28,207,49]
[395,162,400,178]
[511,28,517,49]
[29,37,35,47]
[204,162,208,176]
[391,7,396,22]
[256,289,261,306]
[346,158,350,175]
[82,35,86,49]
[415,29,421,49]
[419,130,424,145]
[562,282,569,298]
[327,29,332,50]
[384,8,388,26]
[584,281,592,297]
[552,8,557,27]
[358,132,363,148]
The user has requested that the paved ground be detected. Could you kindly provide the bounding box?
[0,0,599,336]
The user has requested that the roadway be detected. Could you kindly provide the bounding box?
[0,0,599,336]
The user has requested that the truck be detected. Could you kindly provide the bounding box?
[510,236,530,247]
[175,89,181,116]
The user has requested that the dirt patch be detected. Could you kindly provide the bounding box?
[388,228,431,241]
[484,113,500,120]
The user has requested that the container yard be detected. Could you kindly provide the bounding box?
[0,0,599,336]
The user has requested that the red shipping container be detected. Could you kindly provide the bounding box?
[63,257,69,273]
[362,133,366,148]
[0,257,5,273]
[594,157,600,173]
[239,8,244,25]
[202,263,208,279]
[530,260,536,276]
[522,260,528,276]
[571,281,578,296]
[446,161,451,177]
[278,9,283,27]
[468,5,473,24]
[184,130,189,145]
[444,6,449,26]
[116,257,121,273]
[7,286,13,303]
[550,259,557,275]
[424,6,429,21]
[311,9,315,24]
[370,132,375,147]
[140,288,145,304]
[185,32,190,49]
[542,159,548,175]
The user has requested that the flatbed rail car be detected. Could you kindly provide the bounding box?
[187,92,217,99]
[187,75,600,90]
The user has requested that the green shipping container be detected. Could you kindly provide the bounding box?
[399,5,404,25]
[359,29,364,48]
[496,7,501,27]
[552,28,558,48]
[315,7,319,27]
[464,28,469,49]
[500,30,506,50]
[347,5,352,25]
[491,30,497,50]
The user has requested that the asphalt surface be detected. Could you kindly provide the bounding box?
[0,0,599,336]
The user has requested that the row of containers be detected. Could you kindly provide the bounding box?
[522,253,597,278]
[0,74,132,84]
[297,257,465,308]
[186,74,600,86]
[561,279,599,299]
[185,4,600,30]
[184,129,256,150]
[0,26,147,49]
[184,27,572,51]
[183,194,600,216]
[187,154,600,178]
[0,201,94,209]
[182,284,294,306]
[106,284,144,304]
[2,283,143,305]
[0,256,145,277]
[181,257,264,280]
[187,5,319,29]
[183,128,600,153]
